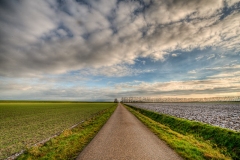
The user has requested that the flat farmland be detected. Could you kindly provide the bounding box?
[127,102,240,131]
[0,102,115,159]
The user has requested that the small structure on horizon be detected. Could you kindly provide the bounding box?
[114,98,118,103]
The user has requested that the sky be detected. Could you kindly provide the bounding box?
[0,0,240,101]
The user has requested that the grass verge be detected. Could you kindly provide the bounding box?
[124,104,239,160]
[17,105,117,160]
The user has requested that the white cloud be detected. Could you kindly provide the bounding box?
[188,70,196,74]
[196,56,204,61]
[204,64,240,70]
[208,71,240,78]
[88,0,117,16]
[114,76,240,97]
[207,54,215,60]
[145,1,223,24]
[1,72,240,100]
[0,1,57,46]
[226,0,240,6]
[1,0,240,77]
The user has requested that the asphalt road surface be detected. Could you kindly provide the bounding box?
[77,103,183,160]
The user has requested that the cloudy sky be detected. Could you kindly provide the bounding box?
[0,0,240,101]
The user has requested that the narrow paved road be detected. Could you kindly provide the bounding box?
[77,103,183,160]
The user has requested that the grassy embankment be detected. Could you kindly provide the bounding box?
[0,102,115,159]
[17,104,116,160]
[124,104,240,160]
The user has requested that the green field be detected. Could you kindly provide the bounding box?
[0,102,115,159]
[17,105,117,160]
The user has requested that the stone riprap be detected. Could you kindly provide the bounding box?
[126,103,240,131]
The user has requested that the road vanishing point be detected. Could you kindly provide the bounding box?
[77,103,183,160]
